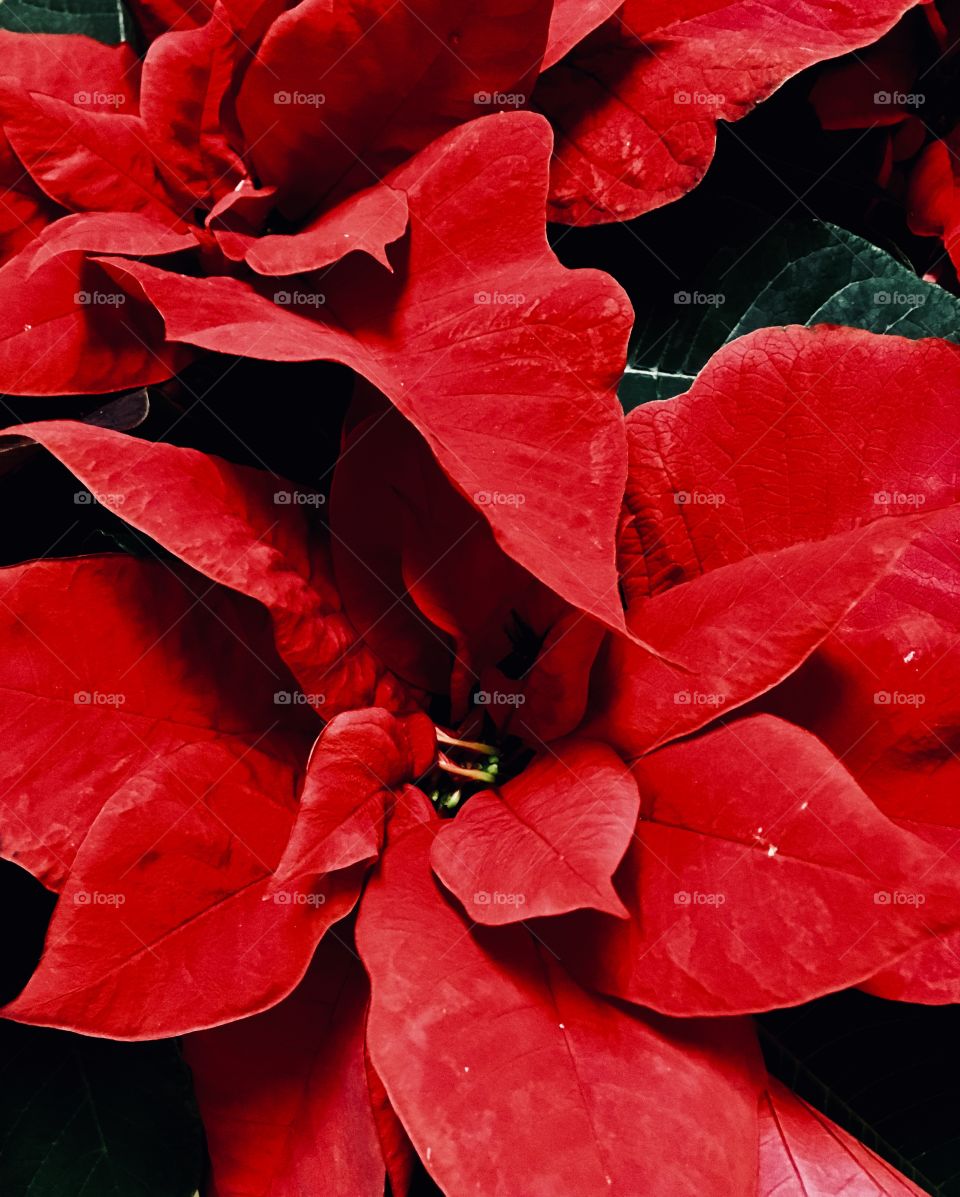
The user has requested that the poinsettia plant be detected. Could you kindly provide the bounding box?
[0,0,959,1194]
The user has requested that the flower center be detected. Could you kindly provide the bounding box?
[426,728,501,816]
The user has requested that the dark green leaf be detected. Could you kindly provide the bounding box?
[0,0,133,44]
[621,221,960,411]
[0,1020,204,1197]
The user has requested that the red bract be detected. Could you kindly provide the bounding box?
[758,1080,927,1195]
[0,324,956,1192]
[534,0,918,222]
[0,96,639,635]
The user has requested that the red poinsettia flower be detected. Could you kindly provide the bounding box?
[0,321,956,1192]
[0,0,917,352]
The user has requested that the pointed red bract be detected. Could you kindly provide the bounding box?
[28,212,196,270]
[236,0,553,217]
[274,709,435,884]
[359,799,762,1196]
[0,33,139,262]
[549,716,960,1016]
[619,327,960,593]
[139,5,248,208]
[595,325,960,756]
[0,247,179,394]
[758,1079,927,1195]
[185,936,385,1197]
[3,96,171,217]
[774,509,960,1004]
[6,707,427,1037]
[4,739,352,1038]
[543,0,621,68]
[535,0,917,222]
[8,419,401,714]
[244,183,408,276]
[97,114,636,635]
[431,738,638,923]
[595,513,948,758]
[0,555,297,889]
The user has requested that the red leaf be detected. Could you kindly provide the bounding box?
[0,32,140,260]
[550,715,960,1016]
[3,94,171,218]
[543,0,622,69]
[594,511,950,758]
[3,736,350,1037]
[594,325,960,756]
[810,17,921,130]
[235,0,553,217]
[774,509,960,1003]
[96,113,636,636]
[0,555,296,889]
[0,32,139,111]
[431,738,638,923]
[8,420,401,715]
[358,803,761,1196]
[139,6,249,208]
[184,936,384,1197]
[0,247,179,394]
[535,0,916,222]
[273,708,436,885]
[516,609,606,742]
[909,132,960,268]
[245,182,408,276]
[28,212,196,270]
[364,1046,415,1197]
[331,401,542,700]
[620,327,960,593]
[758,1079,927,1195]
[5,707,427,1037]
